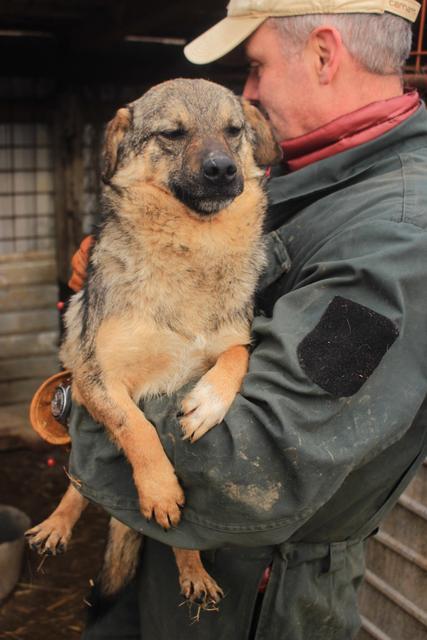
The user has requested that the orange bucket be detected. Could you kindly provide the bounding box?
[29,371,72,445]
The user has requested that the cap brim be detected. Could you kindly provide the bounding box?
[184,16,266,65]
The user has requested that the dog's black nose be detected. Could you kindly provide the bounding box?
[203,154,237,184]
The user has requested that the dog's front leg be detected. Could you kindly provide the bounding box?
[76,377,185,529]
[25,483,88,554]
[179,344,249,442]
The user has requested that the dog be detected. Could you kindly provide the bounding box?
[25,78,281,605]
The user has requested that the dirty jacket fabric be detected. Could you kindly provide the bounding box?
[70,104,427,640]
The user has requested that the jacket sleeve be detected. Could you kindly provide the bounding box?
[69,219,427,549]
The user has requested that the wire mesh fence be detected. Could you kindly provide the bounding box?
[0,117,55,255]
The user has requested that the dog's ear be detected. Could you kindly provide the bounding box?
[240,98,282,167]
[102,107,132,183]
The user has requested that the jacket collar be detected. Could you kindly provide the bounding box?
[268,103,427,209]
[281,91,420,172]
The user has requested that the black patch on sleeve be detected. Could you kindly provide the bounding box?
[297,296,399,397]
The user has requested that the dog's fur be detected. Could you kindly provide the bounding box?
[26,78,280,604]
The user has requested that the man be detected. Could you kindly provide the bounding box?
[69,1,426,638]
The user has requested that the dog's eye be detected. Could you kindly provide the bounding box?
[225,125,243,137]
[159,129,186,140]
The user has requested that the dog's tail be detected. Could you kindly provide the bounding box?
[99,517,142,596]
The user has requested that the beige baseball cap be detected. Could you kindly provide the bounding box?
[184,0,421,64]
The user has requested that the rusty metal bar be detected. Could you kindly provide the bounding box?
[364,570,427,628]
[416,0,426,72]
[375,529,427,571]
[360,615,393,640]
[398,493,427,521]
[411,0,427,72]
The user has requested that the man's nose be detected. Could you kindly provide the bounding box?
[242,73,259,101]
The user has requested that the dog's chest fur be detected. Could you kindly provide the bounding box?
[62,182,266,399]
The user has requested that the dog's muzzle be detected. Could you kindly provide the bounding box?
[171,151,243,215]
[202,153,237,187]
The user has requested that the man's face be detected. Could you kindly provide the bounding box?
[243,21,318,141]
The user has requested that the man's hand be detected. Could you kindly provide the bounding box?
[68,235,94,292]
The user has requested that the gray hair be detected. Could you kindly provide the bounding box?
[270,14,413,75]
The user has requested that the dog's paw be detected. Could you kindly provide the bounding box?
[25,515,72,555]
[137,471,185,530]
[179,566,224,606]
[179,380,230,443]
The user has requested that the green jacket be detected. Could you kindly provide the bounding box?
[70,104,427,640]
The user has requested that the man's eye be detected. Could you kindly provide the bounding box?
[159,129,186,140]
[226,125,243,137]
[248,62,261,76]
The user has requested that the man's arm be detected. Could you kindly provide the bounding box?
[69,219,427,548]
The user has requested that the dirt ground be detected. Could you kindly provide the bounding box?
[0,445,109,640]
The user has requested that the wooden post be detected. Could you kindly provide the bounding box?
[52,88,85,291]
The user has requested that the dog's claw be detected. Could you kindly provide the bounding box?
[137,468,185,530]
[25,515,72,556]
[193,591,207,606]
[179,572,223,607]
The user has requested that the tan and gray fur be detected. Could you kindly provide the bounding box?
[26,78,280,603]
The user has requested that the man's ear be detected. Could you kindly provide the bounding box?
[102,107,132,183]
[240,98,282,166]
[309,26,342,85]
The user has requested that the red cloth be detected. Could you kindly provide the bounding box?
[281,90,420,172]
[258,566,272,593]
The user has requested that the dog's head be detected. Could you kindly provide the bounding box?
[102,79,281,216]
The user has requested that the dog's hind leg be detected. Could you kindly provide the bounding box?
[25,483,88,555]
[173,547,224,606]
